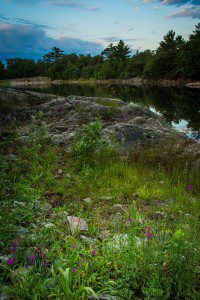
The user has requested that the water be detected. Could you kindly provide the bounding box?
[2,83,200,141]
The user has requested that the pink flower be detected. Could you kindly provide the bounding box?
[187,185,193,191]
[91,250,96,257]
[11,247,17,253]
[8,257,14,266]
[41,252,45,258]
[72,267,77,272]
[81,253,85,258]
[146,227,152,232]
[42,262,47,267]
[73,243,77,250]
[13,241,19,248]
[147,231,152,239]
[128,218,136,223]
[30,255,35,266]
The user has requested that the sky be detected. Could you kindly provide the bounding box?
[0,0,199,61]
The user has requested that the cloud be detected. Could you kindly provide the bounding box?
[4,0,103,10]
[142,0,199,5]
[166,6,200,18]
[101,36,146,43]
[0,15,53,30]
[0,22,103,61]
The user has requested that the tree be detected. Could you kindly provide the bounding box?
[184,23,200,79]
[0,61,5,79]
[6,58,36,78]
[43,47,64,63]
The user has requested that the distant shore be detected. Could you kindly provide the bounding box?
[0,76,200,89]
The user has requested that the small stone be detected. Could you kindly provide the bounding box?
[112,204,124,213]
[58,169,63,174]
[14,201,26,208]
[34,201,42,209]
[67,216,88,233]
[18,227,29,235]
[80,235,95,243]
[43,222,56,229]
[98,230,110,241]
[110,234,129,250]
[66,173,71,178]
[83,197,93,204]
[43,203,53,211]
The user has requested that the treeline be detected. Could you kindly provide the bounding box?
[0,24,199,81]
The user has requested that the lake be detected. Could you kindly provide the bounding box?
[2,83,200,141]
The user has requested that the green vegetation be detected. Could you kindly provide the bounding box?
[1,24,199,81]
[0,118,199,299]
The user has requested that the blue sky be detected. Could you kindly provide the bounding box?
[0,0,199,60]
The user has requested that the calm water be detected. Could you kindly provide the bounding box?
[5,83,200,140]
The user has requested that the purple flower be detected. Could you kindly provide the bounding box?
[13,241,19,248]
[11,247,17,253]
[8,257,14,266]
[115,229,119,233]
[187,185,193,191]
[146,227,152,232]
[73,243,77,250]
[72,267,77,272]
[128,218,136,223]
[147,231,152,239]
[42,262,47,267]
[41,252,45,258]
[30,255,35,266]
[81,253,85,258]
[91,250,96,257]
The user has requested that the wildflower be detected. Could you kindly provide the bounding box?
[128,218,136,223]
[42,262,47,267]
[8,257,14,266]
[187,185,193,191]
[30,255,35,266]
[11,247,17,253]
[72,267,77,272]
[91,250,96,257]
[73,243,77,250]
[146,227,152,232]
[115,229,119,233]
[147,231,152,239]
[41,252,45,258]
[13,241,19,248]
[81,253,85,258]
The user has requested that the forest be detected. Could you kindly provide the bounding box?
[0,23,199,81]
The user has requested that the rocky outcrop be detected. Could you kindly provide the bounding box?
[0,88,199,161]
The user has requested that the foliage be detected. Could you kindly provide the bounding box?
[0,117,199,300]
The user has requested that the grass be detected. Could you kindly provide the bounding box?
[0,119,199,299]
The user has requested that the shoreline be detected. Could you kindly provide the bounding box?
[0,77,200,88]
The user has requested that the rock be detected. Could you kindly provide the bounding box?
[112,204,124,213]
[18,227,29,235]
[66,173,71,178]
[14,201,26,207]
[43,222,56,229]
[67,216,88,233]
[80,235,95,243]
[109,234,142,250]
[110,234,129,250]
[83,197,93,204]
[43,203,53,211]
[98,230,110,241]
[1,88,199,164]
